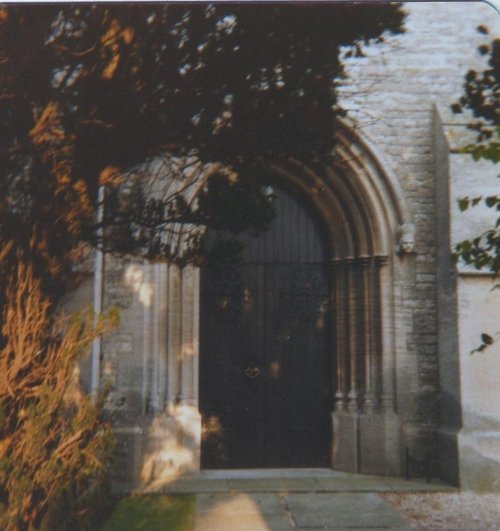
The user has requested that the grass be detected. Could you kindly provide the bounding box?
[101,494,196,531]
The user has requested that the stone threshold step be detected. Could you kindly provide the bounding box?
[137,469,456,495]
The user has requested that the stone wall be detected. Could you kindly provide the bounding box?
[72,2,500,488]
[437,110,500,490]
[338,1,499,482]
[97,257,202,484]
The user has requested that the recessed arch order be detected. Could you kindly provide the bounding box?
[268,118,412,260]
[134,118,413,478]
[259,119,413,474]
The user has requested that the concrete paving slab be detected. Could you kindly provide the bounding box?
[194,514,290,531]
[228,478,321,492]
[294,528,408,531]
[284,493,411,529]
[194,493,291,531]
[314,477,392,492]
[146,478,230,493]
[196,492,283,515]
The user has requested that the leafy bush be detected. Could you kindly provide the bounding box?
[0,261,117,530]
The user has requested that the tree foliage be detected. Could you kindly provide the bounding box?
[0,3,405,292]
[452,28,499,353]
[0,259,117,530]
[452,29,500,274]
[0,6,405,526]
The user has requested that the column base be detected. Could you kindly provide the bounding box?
[332,410,359,472]
[359,410,401,476]
[332,410,401,476]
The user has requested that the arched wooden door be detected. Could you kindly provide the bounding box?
[200,186,332,469]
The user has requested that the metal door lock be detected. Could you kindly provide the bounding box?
[244,367,261,379]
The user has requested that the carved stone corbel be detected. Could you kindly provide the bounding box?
[397,223,416,255]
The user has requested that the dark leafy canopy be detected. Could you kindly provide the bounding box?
[0,3,405,289]
[452,28,500,274]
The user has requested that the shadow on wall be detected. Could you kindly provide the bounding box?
[103,260,202,488]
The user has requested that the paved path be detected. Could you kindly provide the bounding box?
[144,469,455,530]
[193,491,412,530]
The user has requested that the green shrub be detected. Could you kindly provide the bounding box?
[0,262,117,530]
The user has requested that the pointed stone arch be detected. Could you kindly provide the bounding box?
[255,120,413,474]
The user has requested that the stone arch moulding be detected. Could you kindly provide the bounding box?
[265,119,413,476]
[134,119,414,482]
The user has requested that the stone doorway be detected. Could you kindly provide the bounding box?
[105,122,415,482]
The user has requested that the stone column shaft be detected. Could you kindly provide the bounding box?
[142,264,153,414]
[333,259,348,411]
[166,264,182,411]
[180,265,199,405]
[346,258,359,413]
[360,256,375,413]
[377,256,395,411]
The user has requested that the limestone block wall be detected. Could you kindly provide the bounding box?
[98,257,201,483]
[437,113,500,490]
[338,1,499,476]
[457,277,500,490]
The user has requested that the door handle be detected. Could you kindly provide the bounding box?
[244,366,261,379]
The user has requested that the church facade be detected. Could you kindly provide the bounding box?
[73,2,500,490]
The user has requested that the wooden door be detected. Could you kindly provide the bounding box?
[200,186,332,468]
